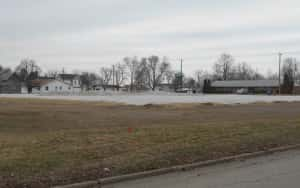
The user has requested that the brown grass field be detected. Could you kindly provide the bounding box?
[1,98,300,187]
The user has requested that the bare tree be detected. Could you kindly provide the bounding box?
[282,57,298,83]
[295,61,300,85]
[145,56,171,91]
[184,77,196,89]
[267,69,278,80]
[253,69,265,80]
[114,63,127,91]
[165,70,175,84]
[213,53,234,80]
[100,67,112,91]
[80,72,98,91]
[16,59,41,74]
[15,59,41,81]
[124,57,139,92]
[195,70,204,83]
[234,62,255,80]
[45,70,60,78]
[134,58,148,90]
[194,69,211,91]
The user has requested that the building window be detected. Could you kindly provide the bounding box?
[59,86,62,90]
[68,87,71,90]
[45,86,49,91]
[55,86,58,91]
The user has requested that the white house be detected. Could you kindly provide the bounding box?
[41,80,76,93]
[57,74,82,92]
[30,79,77,94]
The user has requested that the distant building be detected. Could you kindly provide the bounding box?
[27,74,84,94]
[57,74,82,92]
[210,80,279,94]
[29,79,76,94]
[90,79,103,91]
[158,83,174,92]
[0,72,22,94]
[294,86,300,95]
[294,81,300,95]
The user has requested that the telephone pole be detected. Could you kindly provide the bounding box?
[180,58,183,89]
[278,52,282,95]
[112,65,115,90]
[294,58,297,80]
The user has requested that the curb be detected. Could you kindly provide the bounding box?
[53,144,300,188]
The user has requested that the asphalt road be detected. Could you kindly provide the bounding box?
[104,149,300,188]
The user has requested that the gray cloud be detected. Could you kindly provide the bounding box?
[1,0,300,75]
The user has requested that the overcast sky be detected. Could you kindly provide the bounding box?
[1,0,300,75]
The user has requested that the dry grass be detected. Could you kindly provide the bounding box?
[1,98,300,187]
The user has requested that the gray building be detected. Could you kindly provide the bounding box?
[0,72,22,94]
[210,80,279,94]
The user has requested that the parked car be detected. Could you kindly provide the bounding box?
[175,88,195,94]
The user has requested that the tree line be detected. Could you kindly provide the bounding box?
[1,53,299,91]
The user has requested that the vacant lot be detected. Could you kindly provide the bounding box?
[1,99,300,187]
[2,93,300,105]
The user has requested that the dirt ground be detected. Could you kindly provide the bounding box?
[1,98,300,187]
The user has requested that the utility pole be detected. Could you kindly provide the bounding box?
[294,58,297,80]
[112,65,115,90]
[180,58,183,89]
[278,53,282,95]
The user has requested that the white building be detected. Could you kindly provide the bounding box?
[30,79,77,94]
[28,74,83,94]
[57,74,82,92]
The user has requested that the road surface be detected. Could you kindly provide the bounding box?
[104,149,300,188]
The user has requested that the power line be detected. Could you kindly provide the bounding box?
[282,50,300,55]
[168,51,300,62]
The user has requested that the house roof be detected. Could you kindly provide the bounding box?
[30,79,75,88]
[0,71,13,81]
[29,78,56,87]
[211,80,279,88]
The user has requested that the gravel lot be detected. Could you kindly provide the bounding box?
[1,93,300,105]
